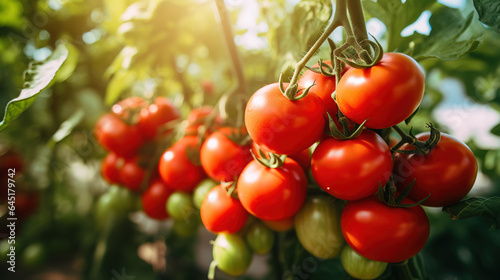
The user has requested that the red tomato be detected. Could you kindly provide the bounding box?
[298,61,350,118]
[341,195,430,263]
[15,192,40,219]
[120,158,146,191]
[200,127,253,182]
[237,158,307,220]
[251,142,310,171]
[94,114,144,157]
[100,152,124,185]
[245,83,325,155]
[141,179,173,220]
[262,216,295,232]
[138,97,180,139]
[201,80,215,95]
[337,53,425,129]
[311,130,393,201]
[186,106,222,135]
[158,136,206,191]
[200,185,248,233]
[111,96,147,120]
[393,133,478,207]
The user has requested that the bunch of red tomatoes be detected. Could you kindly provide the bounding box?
[95,52,479,279]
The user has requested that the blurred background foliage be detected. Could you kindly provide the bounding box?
[0,0,499,279]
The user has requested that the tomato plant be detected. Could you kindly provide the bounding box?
[311,130,393,200]
[294,195,345,259]
[200,127,252,182]
[394,132,478,207]
[341,195,430,263]
[200,184,248,234]
[237,158,307,220]
[158,135,206,192]
[245,83,325,155]
[336,53,425,129]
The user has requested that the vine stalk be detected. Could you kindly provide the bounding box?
[284,0,372,98]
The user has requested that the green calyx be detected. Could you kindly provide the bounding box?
[337,35,384,69]
[326,110,366,140]
[279,72,315,101]
[378,179,430,208]
[221,127,252,147]
[251,147,286,169]
[392,123,441,155]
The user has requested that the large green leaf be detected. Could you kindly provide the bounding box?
[0,44,69,131]
[362,0,435,51]
[269,0,332,76]
[443,196,500,230]
[363,0,485,60]
[402,8,485,60]
[473,0,500,32]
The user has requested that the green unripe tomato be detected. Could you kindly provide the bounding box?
[341,244,388,279]
[212,233,252,277]
[193,179,217,209]
[246,221,274,255]
[95,185,135,227]
[294,194,344,259]
[166,191,197,220]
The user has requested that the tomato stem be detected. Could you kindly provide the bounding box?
[207,259,218,280]
[393,259,415,280]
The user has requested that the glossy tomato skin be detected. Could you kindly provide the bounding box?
[341,244,388,280]
[245,83,325,155]
[141,179,173,220]
[341,195,430,263]
[94,114,144,157]
[138,97,180,139]
[200,127,253,182]
[166,191,197,220]
[200,185,248,234]
[297,61,349,118]
[294,195,345,259]
[337,53,424,129]
[311,130,393,201]
[394,133,478,207]
[246,221,275,255]
[213,233,252,277]
[100,152,124,185]
[193,179,218,209]
[120,158,146,191]
[262,216,295,232]
[237,158,307,220]
[158,136,206,192]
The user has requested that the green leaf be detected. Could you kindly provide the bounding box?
[443,196,500,230]
[403,8,485,60]
[362,0,435,51]
[270,0,332,76]
[0,44,69,131]
[473,0,500,32]
[54,40,80,83]
[363,0,485,60]
[51,109,84,144]
[105,69,137,106]
[491,122,500,136]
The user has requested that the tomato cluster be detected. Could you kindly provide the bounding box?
[94,52,478,279]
